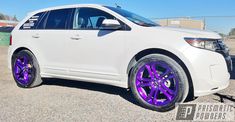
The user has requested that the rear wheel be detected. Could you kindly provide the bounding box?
[130,54,189,112]
[12,50,42,88]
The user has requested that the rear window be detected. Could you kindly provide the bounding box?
[45,9,72,29]
[20,12,45,30]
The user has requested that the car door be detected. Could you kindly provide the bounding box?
[33,8,74,75]
[67,7,130,81]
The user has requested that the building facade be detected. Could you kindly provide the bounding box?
[158,18,205,30]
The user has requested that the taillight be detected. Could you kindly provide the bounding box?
[10,35,12,45]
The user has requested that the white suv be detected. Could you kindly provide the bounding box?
[8,4,232,111]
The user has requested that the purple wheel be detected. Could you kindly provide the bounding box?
[136,61,179,106]
[130,54,189,112]
[12,50,42,88]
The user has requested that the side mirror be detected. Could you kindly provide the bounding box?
[100,19,122,30]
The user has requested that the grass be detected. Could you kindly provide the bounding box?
[0,32,10,46]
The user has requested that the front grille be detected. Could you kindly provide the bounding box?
[215,40,232,71]
[215,40,228,56]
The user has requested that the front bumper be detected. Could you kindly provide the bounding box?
[183,44,230,96]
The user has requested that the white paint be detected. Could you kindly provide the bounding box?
[8,4,230,97]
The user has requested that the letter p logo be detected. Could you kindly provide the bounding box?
[176,104,196,120]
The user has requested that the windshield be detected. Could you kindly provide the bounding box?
[106,6,159,27]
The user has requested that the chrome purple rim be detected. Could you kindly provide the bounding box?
[13,56,33,85]
[136,61,179,106]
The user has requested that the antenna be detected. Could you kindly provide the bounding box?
[115,3,121,8]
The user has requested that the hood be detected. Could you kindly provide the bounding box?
[153,26,221,39]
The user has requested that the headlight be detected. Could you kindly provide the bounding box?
[184,38,220,51]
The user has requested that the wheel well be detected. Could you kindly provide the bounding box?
[127,48,194,99]
[11,47,33,65]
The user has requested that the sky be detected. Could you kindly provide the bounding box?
[0,0,235,34]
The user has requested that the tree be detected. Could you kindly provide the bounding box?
[229,28,235,36]
[218,33,226,38]
[0,13,4,20]
[0,12,18,21]
[4,15,9,20]
[12,15,18,21]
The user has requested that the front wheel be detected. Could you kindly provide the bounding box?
[12,50,42,88]
[130,54,189,112]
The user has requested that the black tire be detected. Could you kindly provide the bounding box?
[12,50,42,88]
[129,54,189,112]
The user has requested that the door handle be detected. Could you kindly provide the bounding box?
[70,37,81,40]
[71,35,81,40]
[32,34,40,38]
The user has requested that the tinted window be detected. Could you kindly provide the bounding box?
[106,6,158,27]
[36,12,48,29]
[20,12,45,29]
[72,8,115,30]
[45,9,72,29]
